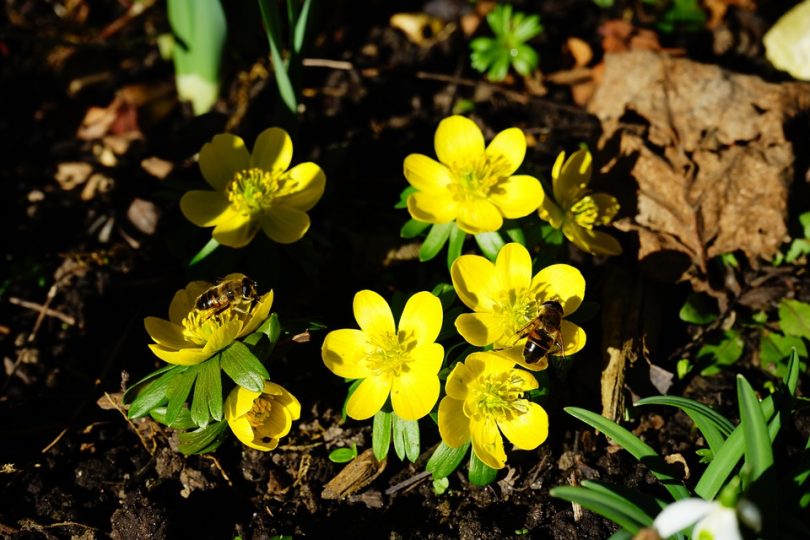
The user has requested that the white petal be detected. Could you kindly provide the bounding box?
[693,505,742,540]
[653,499,714,538]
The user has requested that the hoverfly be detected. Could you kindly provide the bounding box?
[503,300,565,367]
[194,277,259,318]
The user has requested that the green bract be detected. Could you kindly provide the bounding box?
[469,4,542,82]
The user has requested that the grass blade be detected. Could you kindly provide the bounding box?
[550,486,646,534]
[635,396,734,435]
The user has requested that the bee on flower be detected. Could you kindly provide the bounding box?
[438,352,548,469]
[180,127,326,248]
[538,149,622,256]
[403,115,544,235]
[225,381,301,452]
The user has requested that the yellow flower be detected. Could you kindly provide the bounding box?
[144,274,273,366]
[180,127,326,247]
[451,242,586,371]
[322,290,444,421]
[225,381,301,451]
[438,352,548,469]
[538,149,622,255]
[404,115,544,235]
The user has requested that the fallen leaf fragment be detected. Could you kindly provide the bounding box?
[55,162,93,190]
[321,448,386,500]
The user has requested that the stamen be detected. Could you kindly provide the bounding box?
[364,332,411,376]
[448,155,512,203]
[246,395,274,428]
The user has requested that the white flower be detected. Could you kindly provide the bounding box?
[653,498,761,540]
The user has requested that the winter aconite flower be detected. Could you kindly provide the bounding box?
[451,242,586,371]
[438,352,548,469]
[144,274,273,365]
[653,498,761,540]
[180,127,326,247]
[538,149,621,255]
[225,381,301,452]
[322,290,444,421]
[404,116,544,235]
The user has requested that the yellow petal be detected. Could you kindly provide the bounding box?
[227,415,257,445]
[455,312,505,347]
[322,328,372,379]
[562,222,623,256]
[404,154,454,193]
[444,361,473,400]
[274,163,326,212]
[346,374,392,420]
[438,397,470,448]
[353,290,395,341]
[406,343,444,376]
[485,127,526,177]
[256,398,292,438]
[260,207,310,244]
[560,319,586,355]
[203,320,242,355]
[590,193,620,224]
[530,264,585,317]
[180,191,235,227]
[144,317,190,350]
[473,351,518,377]
[470,416,506,469]
[513,369,540,392]
[213,214,259,248]
[407,192,459,224]
[489,175,544,219]
[265,381,301,420]
[451,254,499,312]
[199,134,250,191]
[238,290,274,337]
[456,199,502,234]
[242,435,280,452]
[148,344,211,365]
[225,385,261,420]
[391,368,439,420]
[537,193,564,229]
[434,116,485,167]
[554,149,591,205]
[498,401,548,450]
[495,243,532,295]
[398,291,443,345]
[249,127,292,173]
[551,151,566,181]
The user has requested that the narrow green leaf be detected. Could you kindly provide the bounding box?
[342,379,362,423]
[392,414,420,463]
[189,237,220,266]
[468,451,498,486]
[166,363,201,426]
[605,530,634,540]
[446,222,466,270]
[372,409,393,461]
[150,407,197,430]
[220,343,268,392]
[474,231,505,261]
[123,364,181,405]
[419,222,453,262]
[401,218,431,239]
[177,419,228,455]
[565,407,690,501]
[427,440,471,479]
[128,367,186,419]
[684,410,726,457]
[257,0,297,113]
[779,299,810,339]
[785,348,800,396]
[292,0,313,54]
[580,480,665,524]
[194,354,223,424]
[738,376,774,482]
[634,396,735,436]
[550,486,646,533]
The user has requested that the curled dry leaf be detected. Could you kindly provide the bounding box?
[321,448,386,500]
[588,51,810,290]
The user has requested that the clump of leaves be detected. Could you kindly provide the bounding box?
[470,4,542,82]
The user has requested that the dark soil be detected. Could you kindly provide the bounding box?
[1,1,807,539]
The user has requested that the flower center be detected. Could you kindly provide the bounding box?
[246,395,274,428]
[364,332,412,376]
[181,298,256,345]
[568,195,618,230]
[225,167,299,216]
[492,289,538,343]
[449,155,512,203]
[470,372,530,421]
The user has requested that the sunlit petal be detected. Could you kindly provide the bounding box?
[438,397,470,448]
[495,243,533,295]
[274,163,326,212]
[456,199,502,234]
[406,343,444,376]
[144,317,190,350]
[455,312,506,347]
[259,207,310,244]
[451,254,499,311]
[444,361,472,400]
[213,214,259,248]
[238,291,274,337]
[225,385,261,420]
[346,374,392,420]
[353,290,395,340]
[404,154,454,193]
[391,368,439,420]
[148,344,211,365]
[559,320,586,356]
[485,128,526,177]
[562,222,623,256]
[470,416,506,469]
[199,134,250,191]
[498,402,548,450]
[203,321,242,354]
[398,291,443,345]
[489,175,544,219]
[530,264,585,316]
[265,381,301,420]
[554,149,591,205]
[407,192,459,224]
[180,191,235,227]
[434,116,485,167]
[322,328,373,379]
[249,127,292,173]
[538,195,564,229]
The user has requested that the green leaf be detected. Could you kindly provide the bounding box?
[468,451,498,486]
[550,485,648,533]
[447,222,466,270]
[392,414,420,462]
[565,407,690,501]
[437,307,463,342]
[502,219,526,247]
[123,364,181,405]
[401,218,431,239]
[679,292,718,324]
[427,440,471,479]
[697,329,744,376]
[580,480,667,521]
[257,0,297,113]
[395,186,418,209]
[779,299,810,339]
[474,231,505,261]
[605,530,634,540]
[177,419,228,455]
[329,443,358,464]
[166,363,201,426]
[189,237,220,266]
[420,222,454,262]
[243,312,281,363]
[760,331,807,378]
[634,396,735,436]
[433,477,450,495]
[128,367,187,419]
[292,0,313,54]
[431,283,457,312]
[738,375,774,484]
[220,343,269,392]
[372,409,393,461]
[150,406,198,430]
[191,354,223,426]
[785,239,810,264]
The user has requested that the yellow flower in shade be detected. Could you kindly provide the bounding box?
[225,381,301,451]
[438,352,548,469]
[538,149,622,255]
[404,115,544,235]
[180,127,326,247]
[144,274,273,366]
[321,290,444,421]
[451,243,586,372]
